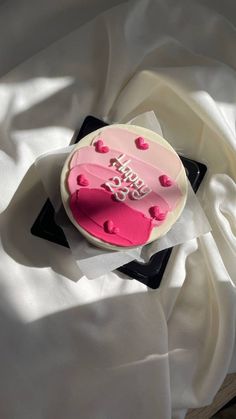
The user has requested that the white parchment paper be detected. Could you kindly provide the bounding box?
[35,112,211,278]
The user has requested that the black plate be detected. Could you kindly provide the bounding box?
[31,116,207,288]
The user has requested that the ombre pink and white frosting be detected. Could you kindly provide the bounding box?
[65,127,184,247]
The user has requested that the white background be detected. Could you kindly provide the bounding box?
[0,1,236,418]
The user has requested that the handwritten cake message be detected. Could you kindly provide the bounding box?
[104,153,152,202]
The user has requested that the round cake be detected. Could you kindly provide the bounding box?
[60,124,188,250]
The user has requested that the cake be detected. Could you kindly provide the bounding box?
[60,124,188,250]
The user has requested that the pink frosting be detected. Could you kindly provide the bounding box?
[67,162,171,226]
[69,148,181,212]
[70,128,181,180]
[135,136,149,150]
[70,189,153,247]
[66,127,183,247]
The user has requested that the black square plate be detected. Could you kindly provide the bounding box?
[31,116,207,288]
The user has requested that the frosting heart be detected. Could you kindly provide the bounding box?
[95,139,110,153]
[149,206,167,221]
[77,174,89,186]
[159,174,172,187]
[104,220,119,234]
[135,136,149,150]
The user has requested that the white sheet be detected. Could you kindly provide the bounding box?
[0,1,236,418]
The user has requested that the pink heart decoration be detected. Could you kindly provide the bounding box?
[149,206,167,221]
[135,136,149,150]
[104,220,119,234]
[159,174,173,187]
[77,174,89,187]
[95,139,110,153]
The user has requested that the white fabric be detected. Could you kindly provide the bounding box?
[0,1,236,418]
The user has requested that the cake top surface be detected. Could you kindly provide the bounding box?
[61,124,187,250]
